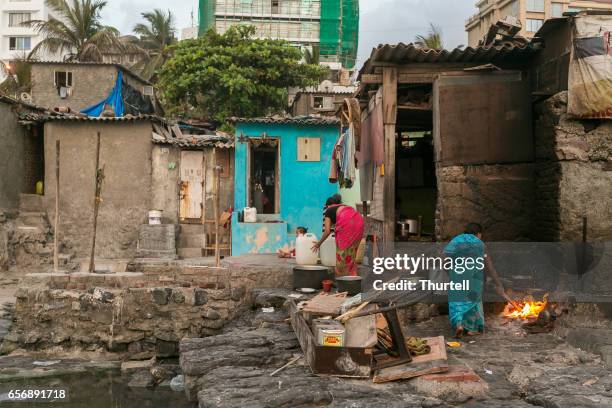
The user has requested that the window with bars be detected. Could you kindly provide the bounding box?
[526,0,544,12]
[9,37,31,50]
[526,18,543,33]
[9,13,31,27]
[552,3,564,18]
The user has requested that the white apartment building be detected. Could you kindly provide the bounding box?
[0,0,57,65]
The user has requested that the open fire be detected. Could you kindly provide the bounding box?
[502,295,548,319]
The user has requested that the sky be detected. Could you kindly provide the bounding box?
[101,0,476,70]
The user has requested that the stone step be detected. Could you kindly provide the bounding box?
[180,224,206,235]
[19,194,44,212]
[179,234,206,249]
[178,248,204,259]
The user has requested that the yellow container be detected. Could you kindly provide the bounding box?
[36,181,44,195]
[319,329,345,347]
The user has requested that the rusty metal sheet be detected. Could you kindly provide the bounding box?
[180,150,204,220]
[433,71,534,166]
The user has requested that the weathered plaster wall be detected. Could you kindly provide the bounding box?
[30,64,148,112]
[232,122,339,255]
[436,164,535,241]
[534,92,612,242]
[43,121,153,259]
[151,145,180,224]
[0,103,26,209]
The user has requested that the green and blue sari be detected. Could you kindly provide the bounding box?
[444,233,485,334]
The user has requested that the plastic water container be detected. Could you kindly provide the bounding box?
[244,207,257,223]
[296,233,318,265]
[320,234,336,267]
[148,210,163,225]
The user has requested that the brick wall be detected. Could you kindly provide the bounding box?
[30,63,150,112]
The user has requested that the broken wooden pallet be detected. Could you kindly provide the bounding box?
[373,336,449,383]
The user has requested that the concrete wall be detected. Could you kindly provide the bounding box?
[44,121,153,259]
[534,92,612,242]
[0,102,26,209]
[232,122,339,255]
[151,145,180,224]
[30,63,148,111]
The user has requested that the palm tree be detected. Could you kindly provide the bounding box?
[414,23,444,50]
[130,9,177,81]
[23,0,122,62]
[0,58,32,95]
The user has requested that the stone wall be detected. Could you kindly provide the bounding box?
[436,163,535,241]
[2,283,247,357]
[43,121,154,259]
[534,92,612,242]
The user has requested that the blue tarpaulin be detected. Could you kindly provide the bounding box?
[80,71,125,117]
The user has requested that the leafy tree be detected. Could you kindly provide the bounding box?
[0,59,32,95]
[415,23,444,50]
[23,0,122,62]
[158,25,327,122]
[130,9,177,81]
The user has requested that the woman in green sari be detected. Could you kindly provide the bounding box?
[444,223,507,337]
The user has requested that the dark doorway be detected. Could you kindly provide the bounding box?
[395,84,437,240]
[249,139,279,214]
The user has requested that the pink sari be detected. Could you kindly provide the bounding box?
[334,205,365,250]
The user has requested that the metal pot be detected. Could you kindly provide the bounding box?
[336,276,363,296]
[293,265,332,290]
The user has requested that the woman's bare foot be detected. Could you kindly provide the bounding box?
[466,331,482,337]
[455,326,464,338]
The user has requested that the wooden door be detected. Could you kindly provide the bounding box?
[180,150,204,220]
[433,71,533,166]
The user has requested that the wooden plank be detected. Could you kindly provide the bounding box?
[374,336,447,366]
[302,292,347,315]
[53,139,60,272]
[180,150,204,219]
[382,67,397,247]
[373,359,449,383]
[361,74,382,84]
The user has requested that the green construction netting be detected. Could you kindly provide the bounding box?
[198,0,216,36]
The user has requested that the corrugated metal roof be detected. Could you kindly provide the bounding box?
[359,42,540,76]
[38,113,165,123]
[28,60,152,85]
[231,116,340,126]
[153,134,234,149]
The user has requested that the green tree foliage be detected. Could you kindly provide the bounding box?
[415,23,444,50]
[23,0,122,62]
[158,25,328,122]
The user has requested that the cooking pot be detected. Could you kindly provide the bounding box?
[336,276,363,296]
[293,265,331,290]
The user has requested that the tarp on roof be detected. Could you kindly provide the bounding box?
[81,71,125,117]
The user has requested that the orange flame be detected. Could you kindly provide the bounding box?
[503,295,548,319]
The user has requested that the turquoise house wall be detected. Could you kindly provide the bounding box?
[232,121,340,255]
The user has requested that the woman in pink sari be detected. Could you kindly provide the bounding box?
[312,196,365,277]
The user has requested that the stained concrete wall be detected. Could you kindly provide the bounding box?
[534,92,612,242]
[152,145,180,224]
[30,63,149,112]
[0,102,26,209]
[436,164,535,241]
[44,121,153,259]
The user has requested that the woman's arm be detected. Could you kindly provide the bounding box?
[312,217,332,252]
[484,255,506,296]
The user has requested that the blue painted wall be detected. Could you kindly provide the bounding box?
[232,121,339,255]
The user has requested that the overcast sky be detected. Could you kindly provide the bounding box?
[101,0,476,69]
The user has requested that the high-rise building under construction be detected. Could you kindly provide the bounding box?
[198,0,359,69]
